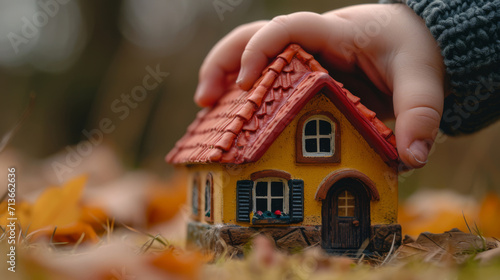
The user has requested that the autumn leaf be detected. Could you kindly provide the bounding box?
[146,177,187,226]
[29,221,98,243]
[27,175,88,232]
[0,201,31,228]
[478,192,500,238]
[398,190,477,237]
[149,248,207,280]
[80,205,110,234]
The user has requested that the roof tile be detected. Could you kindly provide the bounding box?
[268,57,288,73]
[166,44,398,167]
[308,60,328,73]
[225,117,245,134]
[242,115,259,132]
[215,131,237,151]
[207,149,222,162]
[236,102,256,121]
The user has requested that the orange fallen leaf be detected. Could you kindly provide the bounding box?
[29,221,99,243]
[478,192,500,238]
[149,249,207,279]
[80,205,109,234]
[399,207,474,237]
[28,175,88,231]
[146,178,187,226]
[398,190,477,237]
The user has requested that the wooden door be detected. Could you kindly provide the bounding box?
[322,178,370,250]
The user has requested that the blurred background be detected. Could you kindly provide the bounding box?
[0,0,499,199]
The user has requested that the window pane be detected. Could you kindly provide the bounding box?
[205,182,211,213]
[319,120,332,135]
[271,199,283,212]
[319,138,331,153]
[256,199,267,212]
[271,182,284,196]
[346,207,355,217]
[255,182,267,196]
[304,120,317,136]
[305,139,317,153]
[192,188,198,214]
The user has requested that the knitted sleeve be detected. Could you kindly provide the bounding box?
[380,0,500,135]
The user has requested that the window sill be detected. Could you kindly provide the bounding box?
[251,212,291,225]
[251,217,291,225]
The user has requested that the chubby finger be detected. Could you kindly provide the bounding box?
[392,50,445,168]
[195,21,267,107]
[238,12,346,90]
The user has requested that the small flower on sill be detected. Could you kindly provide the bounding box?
[256,210,263,216]
[274,210,282,217]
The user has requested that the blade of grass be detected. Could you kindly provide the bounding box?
[121,222,169,247]
[71,233,86,254]
[49,226,57,248]
[355,238,370,259]
[381,234,397,266]
[139,233,160,254]
[463,211,472,234]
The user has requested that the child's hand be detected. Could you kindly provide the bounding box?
[194,4,446,169]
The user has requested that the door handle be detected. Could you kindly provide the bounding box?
[352,220,359,227]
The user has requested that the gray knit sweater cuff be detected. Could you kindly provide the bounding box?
[383,0,500,135]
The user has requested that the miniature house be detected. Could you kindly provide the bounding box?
[166,44,401,254]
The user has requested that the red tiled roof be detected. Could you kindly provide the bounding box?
[166,44,398,166]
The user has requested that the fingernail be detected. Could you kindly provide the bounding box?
[194,82,205,104]
[407,140,430,165]
[236,69,245,85]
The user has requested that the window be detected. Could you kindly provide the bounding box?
[253,179,287,214]
[236,171,304,224]
[204,173,213,222]
[296,111,340,163]
[338,190,355,217]
[303,118,334,156]
[191,174,200,218]
[205,180,211,215]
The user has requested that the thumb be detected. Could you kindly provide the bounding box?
[392,54,445,168]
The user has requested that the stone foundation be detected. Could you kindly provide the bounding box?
[368,224,402,252]
[187,222,401,256]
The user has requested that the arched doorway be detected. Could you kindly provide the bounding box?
[321,178,371,250]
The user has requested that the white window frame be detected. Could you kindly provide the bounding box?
[302,116,335,157]
[252,178,288,214]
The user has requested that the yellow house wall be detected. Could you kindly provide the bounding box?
[184,165,225,224]
[221,93,398,226]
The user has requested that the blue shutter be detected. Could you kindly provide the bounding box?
[236,180,253,222]
[288,179,304,223]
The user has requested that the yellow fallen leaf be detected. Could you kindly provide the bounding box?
[28,175,87,231]
[0,201,31,229]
